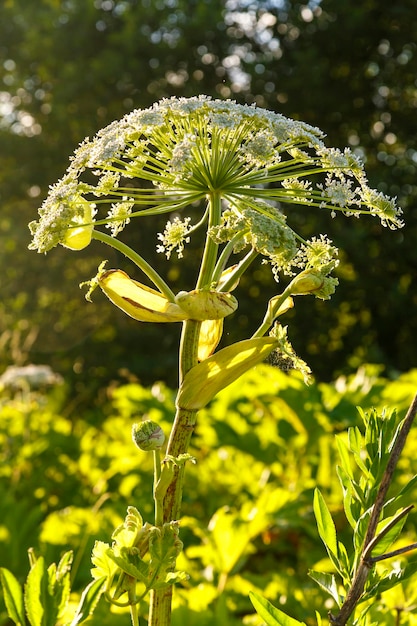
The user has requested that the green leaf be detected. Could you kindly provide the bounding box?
[0,568,26,626]
[106,548,149,582]
[91,541,118,581]
[24,556,47,626]
[69,577,106,626]
[361,557,417,603]
[151,570,189,590]
[47,563,70,622]
[147,522,186,589]
[335,436,353,479]
[56,552,73,581]
[370,511,409,558]
[308,570,341,606]
[337,541,352,581]
[149,523,182,569]
[336,465,356,529]
[24,553,70,626]
[249,591,306,626]
[348,427,369,475]
[313,489,338,561]
[397,474,417,499]
[354,509,371,554]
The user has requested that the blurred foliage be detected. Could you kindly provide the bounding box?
[1,364,417,625]
[1,0,417,394]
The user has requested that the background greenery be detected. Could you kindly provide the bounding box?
[1,0,416,394]
[1,365,417,625]
[2,3,417,624]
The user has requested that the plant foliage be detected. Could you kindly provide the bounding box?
[1,365,417,625]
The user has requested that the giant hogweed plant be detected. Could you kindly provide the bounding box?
[1,96,413,626]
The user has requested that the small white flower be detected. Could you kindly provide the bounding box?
[106,198,134,236]
[319,174,357,208]
[169,135,197,173]
[360,186,404,229]
[281,178,313,203]
[157,216,192,259]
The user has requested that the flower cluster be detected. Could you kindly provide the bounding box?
[29,96,403,291]
[157,216,192,259]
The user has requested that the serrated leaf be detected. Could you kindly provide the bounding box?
[308,570,341,606]
[151,570,189,590]
[149,524,182,567]
[24,556,49,626]
[69,577,106,626]
[313,489,338,561]
[106,549,149,582]
[147,523,184,590]
[91,541,118,581]
[47,561,71,622]
[249,591,306,626]
[0,568,26,626]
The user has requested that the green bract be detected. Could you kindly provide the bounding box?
[29,95,402,270]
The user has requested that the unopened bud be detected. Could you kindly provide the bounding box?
[175,289,237,320]
[289,271,324,296]
[62,200,95,250]
[132,420,165,451]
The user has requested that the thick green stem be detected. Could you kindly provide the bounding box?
[148,194,222,626]
[148,319,200,626]
[196,193,222,289]
[148,588,172,626]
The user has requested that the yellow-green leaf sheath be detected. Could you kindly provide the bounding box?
[177,337,278,409]
[175,289,237,320]
[99,269,188,322]
[198,318,224,361]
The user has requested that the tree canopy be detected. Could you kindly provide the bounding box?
[1,0,416,393]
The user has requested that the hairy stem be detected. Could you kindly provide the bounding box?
[196,193,222,289]
[148,321,200,626]
[148,193,223,625]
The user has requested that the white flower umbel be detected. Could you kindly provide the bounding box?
[29,95,403,257]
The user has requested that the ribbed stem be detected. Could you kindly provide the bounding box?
[148,194,221,626]
[147,322,199,626]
